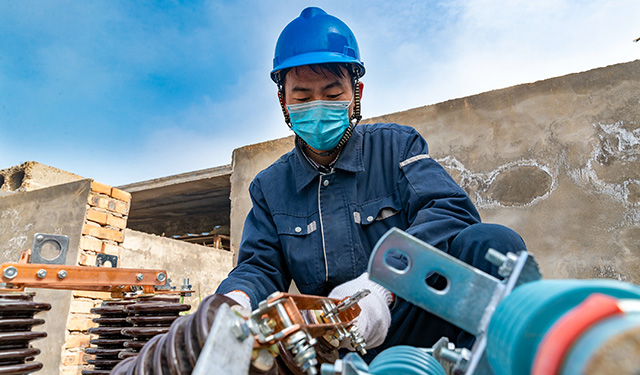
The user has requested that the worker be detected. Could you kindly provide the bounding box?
[216,7,526,359]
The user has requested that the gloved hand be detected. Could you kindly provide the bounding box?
[224,290,252,312]
[328,272,393,349]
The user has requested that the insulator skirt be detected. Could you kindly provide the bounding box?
[0,293,50,375]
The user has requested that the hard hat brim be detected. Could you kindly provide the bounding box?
[271,52,365,83]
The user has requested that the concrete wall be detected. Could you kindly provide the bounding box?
[0,180,90,375]
[230,137,295,263]
[229,60,640,283]
[121,229,234,309]
[0,161,84,193]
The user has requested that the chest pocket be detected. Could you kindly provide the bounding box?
[355,195,403,226]
[272,213,323,293]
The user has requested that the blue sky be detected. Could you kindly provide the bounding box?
[1,1,638,186]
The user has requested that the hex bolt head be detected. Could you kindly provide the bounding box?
[231,318,251,341]
[58,270,68,279]
[136,273,144,281]
[3,266,18,279]
[156,272,166,282]
[37,269,47,279]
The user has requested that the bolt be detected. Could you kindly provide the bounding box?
[230,317,251,341]
[156,272,166,282]
[36,234,44,242]
[58,270,67,279]
[136,273,144,281]
[36,269,47,279]
[439,347,461,364]
[485,248,507,266]
[3,266,18,279]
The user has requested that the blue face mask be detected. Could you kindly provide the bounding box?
[287,100,351,151]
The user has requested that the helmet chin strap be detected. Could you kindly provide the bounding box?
[278,76,362,157]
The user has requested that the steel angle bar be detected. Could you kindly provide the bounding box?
[193,303,254,375]
[367,228,504,336]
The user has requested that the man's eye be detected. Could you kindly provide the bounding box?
[295,97,310,102]
[327,93,343,99]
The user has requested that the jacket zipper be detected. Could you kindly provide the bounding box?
[317,177,329,282]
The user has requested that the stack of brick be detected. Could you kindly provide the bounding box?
[61,181,132,375]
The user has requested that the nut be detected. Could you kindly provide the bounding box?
[3,266,18,279]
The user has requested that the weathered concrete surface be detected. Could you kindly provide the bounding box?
[230,137,294,263]
[229,60,640,283]
[0,161,84,193]
[121,229,234,309]
[0,179,91,375]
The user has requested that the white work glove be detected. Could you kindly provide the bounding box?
[224,290,252,312]
[328,272,393,349]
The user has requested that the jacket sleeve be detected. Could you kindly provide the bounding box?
[397,129,481,254]
[215,178,292,309]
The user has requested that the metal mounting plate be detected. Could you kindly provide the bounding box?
[368,228,503,335]
[31,233,69,265]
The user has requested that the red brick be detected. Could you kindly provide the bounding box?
[110,187,132,203]
[78,252,97,267]
[70,299,94,314]
[107,214,127,230]
[91,181,112,195]
[88,193,129,216]
[82,224,124,243]
[67,314,97,332]
[64,334,91,349]
[62,350,89,366]
[80,236,102,252]
[101,242,123,256]
[85,208,108,225]
[73,290,111,300]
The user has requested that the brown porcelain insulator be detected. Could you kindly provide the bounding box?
[109,294,340,375]
[82,299,135,375]
[109,294,233,374]
[0,293,51,375]
[120,296,190,360]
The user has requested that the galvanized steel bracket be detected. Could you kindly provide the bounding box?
[192,303,254,375]
[30,233,69,265]
[368,228,540,375]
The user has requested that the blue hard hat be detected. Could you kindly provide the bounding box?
[271,7,365,83]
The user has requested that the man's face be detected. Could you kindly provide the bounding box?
[282,65,355,117]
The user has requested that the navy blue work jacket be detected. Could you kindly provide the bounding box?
[216,123,481,350]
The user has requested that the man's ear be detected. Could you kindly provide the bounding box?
[358,81,364,99]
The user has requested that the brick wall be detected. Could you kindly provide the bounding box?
[60,181,131,375]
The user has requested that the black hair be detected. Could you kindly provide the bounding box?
[277,63,356,89]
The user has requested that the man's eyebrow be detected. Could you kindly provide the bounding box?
[291,86,311,92]
[323,81,344,90]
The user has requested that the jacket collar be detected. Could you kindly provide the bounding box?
[293,128,365,193]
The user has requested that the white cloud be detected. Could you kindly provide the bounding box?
[353,0,640,119]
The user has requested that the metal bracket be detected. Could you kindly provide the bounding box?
[368,228,541,375]
[31,233,69,265]
[192,303,254,375]
[95,253,118,268]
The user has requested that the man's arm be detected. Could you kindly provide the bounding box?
[397,129,481,254]
[216,179,292,310]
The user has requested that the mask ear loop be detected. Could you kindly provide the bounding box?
[276,76,292,127]
[276,67,362,157]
